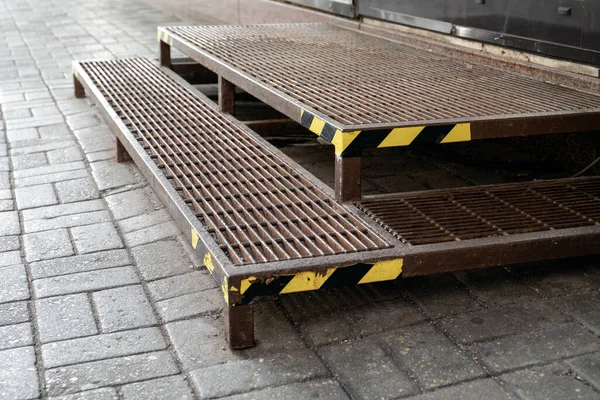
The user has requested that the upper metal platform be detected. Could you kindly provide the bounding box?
[159,24,600,156]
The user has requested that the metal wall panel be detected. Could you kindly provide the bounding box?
[287,0,355,17]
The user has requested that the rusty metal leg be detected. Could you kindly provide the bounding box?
[115,138,132,163]
[74,75,85,98]
[160,40,171,68]
[225,304,255,349]
[218,76,236,115]
[335,155,362,202]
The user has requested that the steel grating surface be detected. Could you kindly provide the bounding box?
[164,24,600,128]
[79,58,391,266]
[358,177,600,246]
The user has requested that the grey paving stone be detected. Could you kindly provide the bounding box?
[90,160,140,191]
[86,150,113,163]
[379,323,485,389]
[6,114,64,131]
[36,293,97,343]
[42,326,166,368]
[454,267,540,307]
[117,209,173,233]
[166,317,243,369]
[566,352,600,391]
[0,157,8,172]
[500,362,598,400]
[33,266,140,298]
[71,222,123,254]
[473,322,600,373]
[93,285,157,333]
[519,264,600,297]
[131,239,193,281]
[147,270,217,301]
[24,210,112,233]
[298,310,356,347]
[30,249,131,279]
[554,290,600,335]
[11,152,48,170]
[14,169,89,188]
[6,127,39,142]
[47,147,84,165]
[0,323,33,350]
[38,123,70,138]
[23,228,74,262]
[124,221,181,247]
[157,288,223,322]
[405,379,516,400]
[13,161,85,180]
[0,172,10,190]
[50,387,118,400]
[105,187,161,220]
[350,298,427,338]
[190,349,329,399]
[0,211,20,235]
[319,337,417,400]
[22,199,104,221]
[10,139,75,156]
[0,301,29,327]
[121,375,194,400]
[401,275,483,318]
[0,251,22,268]
[15,183,58,209]
[0,235,20,252]
[55,177,99,203]
[78,135,115,154]
[440,301,571,344]
[45,351,179,396]
[0,347,39,400]
[0,199,14,212]
[221,379,350,400]
[0,265,29,303]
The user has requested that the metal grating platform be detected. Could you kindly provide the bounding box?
[161,24,600,131]
[358,177,600,246]
[78,58,391,266]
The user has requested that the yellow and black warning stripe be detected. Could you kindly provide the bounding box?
[300,110,471,157]
[230,258,403,305]
[157,29,173,46]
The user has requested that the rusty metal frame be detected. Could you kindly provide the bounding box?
[157,24,600,157]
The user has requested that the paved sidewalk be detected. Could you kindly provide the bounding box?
[1,0,600,399]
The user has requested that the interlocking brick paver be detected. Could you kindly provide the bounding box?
[379,323,486,389]
[34,266,140,298]
[55,177,99,203]
[131,239,194,280]
[22,199,104,221]
[13,160,85,179]
[6,127,39,142]
[71,222,123,254]
[42,326,166,368]
[36,293,97,343]
[47,147,85,165]
[11,152,48,170]
[190,349,329,399]
[319,337,418,399]
[90,160,140,191]
[440,301,571,344]
[45,351,179,396]
[123,220,181,247]
[15,183,58,209]
[105,186,160,220]
[553,290,600,335]
[0,264,29,303]
[24,210,112,233]
[0,235,19,252]
[0,322,33,350]
[405,379,516,400]
[121,375,194,400]
[222,380,350,400]
[23,228,74,262]
[15,168,89,188]
[0,211,20,235]
[0,347,40,400]
[117,209,175,233]
[93,285,157,332]
[499,362,598,400]
[0,251,22,268]
[30,248,131,279]
[147,270,217,301]
[566,352,600,391]
[0,301,29,327]
[50,387,119,400]
[156,288,223,322]
[473,322,600,373]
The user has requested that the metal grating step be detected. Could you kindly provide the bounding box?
[78,58,391,266]
[357,177,600,246]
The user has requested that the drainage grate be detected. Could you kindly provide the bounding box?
[164,24,600,128]
[79,58,391,265]
[358,178,600,246]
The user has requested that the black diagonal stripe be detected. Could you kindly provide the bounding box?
[239,275,294,305]
[412,125,454,144]
[320,123,337,142]
[341,129,390,157]
[300,111,315,129]
[320,263,373,289]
